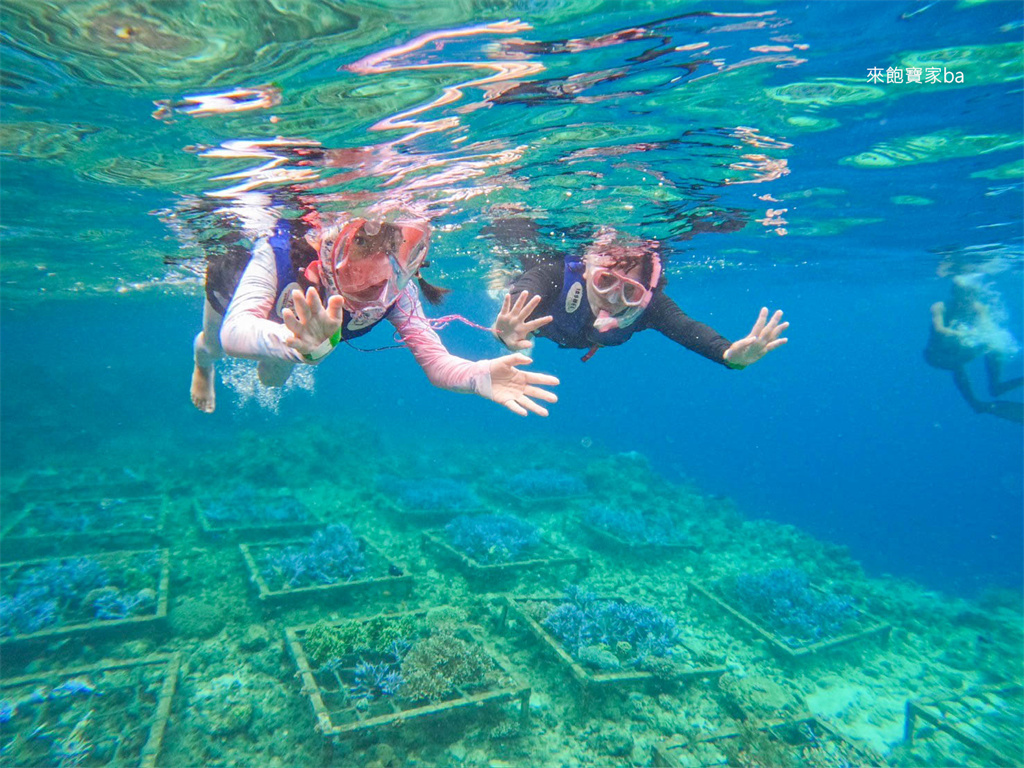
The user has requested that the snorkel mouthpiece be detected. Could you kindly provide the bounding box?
[594,309,622,332]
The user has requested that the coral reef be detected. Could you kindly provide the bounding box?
[304,614,417,666]
[583,505,685,546]
[202,484,309,525]
[399,630,492,702]
[259,524,366,589]
[445,514,541,564]
[382,476,483,515]
[6,437,1022,767]
[306,614,492,705]
[350,661,403,700]
[0,555,157,637]
[168,599,225,639]
[542,586,679,669]
[508,469,587,498]
[18,497,153,535]
[722,568,858,647]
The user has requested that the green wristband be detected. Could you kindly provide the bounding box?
[303,327,342,362]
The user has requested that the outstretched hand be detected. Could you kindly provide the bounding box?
[723,307,789,368]
[486,353,559,417]
[493,291,553,351]
[283,287,345,359]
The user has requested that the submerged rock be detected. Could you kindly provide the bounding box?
[592,728,634,757]
[169,599,225,639]
[191,674,256,737]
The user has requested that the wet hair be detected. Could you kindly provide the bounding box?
[585,241,665,290]
[602,251,660,288]
[416,261,450,305]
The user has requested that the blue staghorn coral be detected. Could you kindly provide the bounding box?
[1,557,126,637]
[509,469,587,499]
[445,514,541,564]
[542,586,679,668]
[583,505,685,546]
[724,568,857,647]
[0,555,159,637]
[260,525,366,589]
[203,483,310,525]
[381,476,483,516]
[350,660,403,700]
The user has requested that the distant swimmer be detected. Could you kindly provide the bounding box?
[924,273,1023,424]
[491,225,788,369]
[189,215,558,417]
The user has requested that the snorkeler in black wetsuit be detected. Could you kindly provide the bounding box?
[491,226,788,369]
[504,258,735,365]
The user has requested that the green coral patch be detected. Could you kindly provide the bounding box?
[842,131,1023,168]
[971,159,1024,180]
[767,79,885,107]
[898,42,1023,86]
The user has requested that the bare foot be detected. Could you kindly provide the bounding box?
[191,364,216,413]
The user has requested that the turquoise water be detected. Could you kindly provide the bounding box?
[2,1,1022,766]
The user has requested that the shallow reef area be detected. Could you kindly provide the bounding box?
[0,427,1021,768]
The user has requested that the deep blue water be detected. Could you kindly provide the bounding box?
[3,258,1020,596]
[3,5,1024,764]
[1,3,1022,590]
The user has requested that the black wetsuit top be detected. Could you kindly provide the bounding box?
[508,261,734,365]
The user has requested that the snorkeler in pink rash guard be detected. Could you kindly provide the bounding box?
[190,216,558,416]
[492,227,788,367]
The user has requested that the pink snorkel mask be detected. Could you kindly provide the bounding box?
[589,253,662,333]
[308,218,429,317]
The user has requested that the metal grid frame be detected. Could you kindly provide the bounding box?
[690,581,892,658]
[0,548,170,648]
[903,683,1023,767]
[577,518,702,556]
[500,594,728,690]
[1,494,168,559]
[421,530,589,581]
[285,608,530,740]
[651,715,886,767]
[493,493,594,515]
[0,653,180,768]
[238,536,412,605]
[192,495,324,541]
[375,495,493,525]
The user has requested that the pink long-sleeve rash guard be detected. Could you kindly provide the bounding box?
[219,238,493,396]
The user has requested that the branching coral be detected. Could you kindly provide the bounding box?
[399,630,491,702]
[305,615,416,667]
[445,514,541,564]
[203,484,309,525]
[350,661,403,700]
[260,525,366,589]
[1,556,156,637]
[381,476,483,515]
[724,568,857,647]
[306,615,491,706]
[509,469,587,498]
[583,505,684,546]
[542,586,679,669]
[304,619,370,666]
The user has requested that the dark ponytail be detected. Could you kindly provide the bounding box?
[417,274,451,305]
